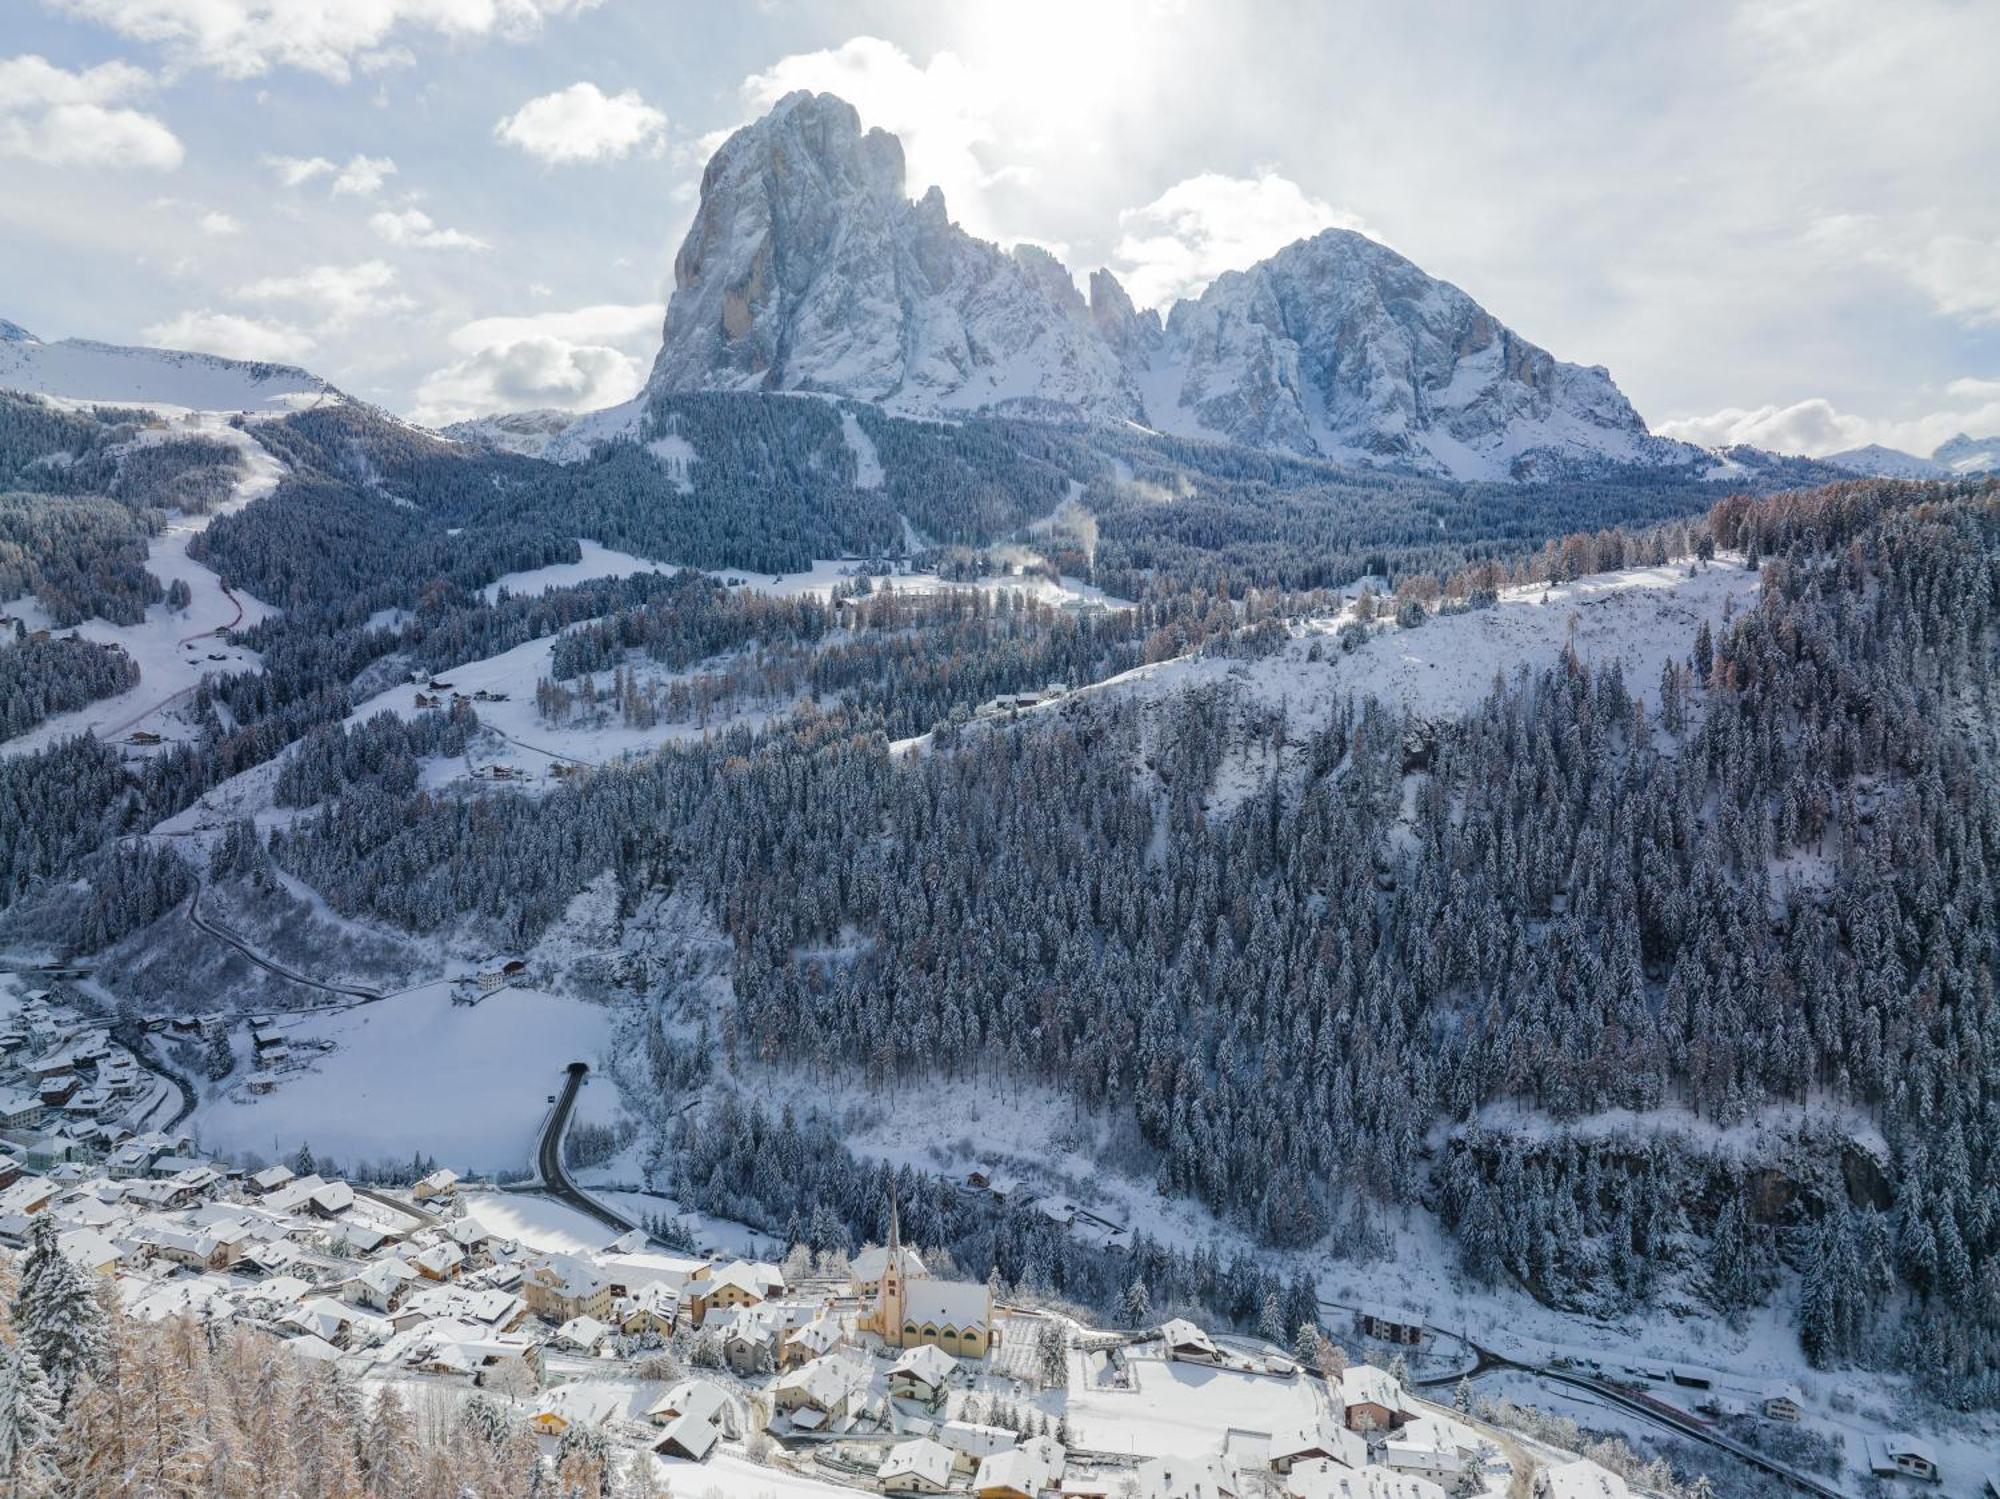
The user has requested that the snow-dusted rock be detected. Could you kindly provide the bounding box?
[1932,432,1999,475]
[645,90,1139,422]
[641,91,1701,481]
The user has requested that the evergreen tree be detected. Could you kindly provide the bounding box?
[10,1217,105,1411]
[0,1343,59,1499]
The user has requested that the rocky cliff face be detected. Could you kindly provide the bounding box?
[648,91,1138,422]
[643,90,1696,481]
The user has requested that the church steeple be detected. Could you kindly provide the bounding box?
[880,1192,905,1346]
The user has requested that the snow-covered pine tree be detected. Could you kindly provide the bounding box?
[0,1341,59,1499]
[10,1217,104,1411]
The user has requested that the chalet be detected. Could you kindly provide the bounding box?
[1269,1420,1365,1474]
[975,1449,1050,1499]
[1381,1440,1470,1487]
[1760,1383,1804,1423]
[553,1315,612,1354]
[773,1352,867,1427]
[977,1438,1067,1499]
[57,1227,123,1277]
[1161,1317,1224,1364]
[646,1379,730,1429]
[1537,1459,1629,1499]
[411,1168,459,1202]
[1136,1455,1239,1499]
[411,1241,465,1281]
[940,1421,1017,1475]
[343,1259,417,1313]
[1866,1436,1941,1485]
[685,1257,784,1325]
[126,730,163,746]
[781,1314,842,1369]
[713,1303,786,1374]
[879,1438,955,1495]
[1340,1365,1412,1432]
[527,1410,569,1436]
[0,1087,46,1129]
[616,1283,680,1338]
[889,1342,960,1403]
[522,1254,611,1325]
[652,1413,720,1462]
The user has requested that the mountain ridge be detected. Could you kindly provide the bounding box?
[635,90,1702,482]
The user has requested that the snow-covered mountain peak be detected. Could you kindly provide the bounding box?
[0,318,38,344]
[639,91,1696,481]
[1933,431,1999,475]
[0,332,339,415]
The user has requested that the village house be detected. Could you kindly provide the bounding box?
[773,1352,868,1430]
[781,1314,843,1369]
[879,1438,955,1495]
[1341,1365,1413,1433]
[709,1301,787,1375]
[1287,1463,1445,1499]
[889,1342,961,1403]
[553,1314,613,1354]
[684,1257,785,1325]
[652,1414,721,1462]
[940,1421,1017,1475]
[616,1282,680,1338]
[1137,1454,1240,1499]
[343,1258,418,1313]
[1269,1419,1366,1474]
[1760,1383,1804,1423]
[1160,1317,1224,1365]
[647,1379,730,1429]
[1865,1436,1941,1486]
[1354,1307,1425,1346]
[976,1437,1068,1499]
[1536,1458,1630,1499]
[411,1240,466,1281]
[522,1253,612,1325]
[412,1168,460,1202]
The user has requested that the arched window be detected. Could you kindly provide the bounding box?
[904,1322,919,1337]
[922,1324,938,1340]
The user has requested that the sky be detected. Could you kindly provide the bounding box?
[1,0,1996,455]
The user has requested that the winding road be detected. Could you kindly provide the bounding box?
[184,880,386,1002]
[527,1061,641,1237]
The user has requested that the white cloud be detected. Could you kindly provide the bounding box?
[332,154,396,196]
[262,153,334,187]
[494,83,665,165]
[0,53,183,170]
[142,308,314,361]
[1808,213,2000,327]
[199,210,239,236]
[1657,386,2000,459]
[239,259,411,325]
[262,151,396,196]
[1111,171,1362,308]
[49,0,603,83]
[371,206,487,251]
[413,301,663,425]
[740,37,1002,235]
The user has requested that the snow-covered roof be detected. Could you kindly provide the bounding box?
[853,1242,928,1283]
[904,1276,990,1333]
[941,1421,1018,1459]
[1538,1459,1630,1499]
[1286,1464,1443,1499]
[1137,1454,1238,1499]
[648,1379,730,1426]
[881,1438,954,1489]
[655,1411,720,1460]
[892,1343,960,1386]
[1340,1364,1406,1413]
[1159,1317,1217,1352]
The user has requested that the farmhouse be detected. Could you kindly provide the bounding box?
[1865,1436,1940,1485]
[522,1254,612,1324]
[889,1342,960,1402]
[1760,1383,1804,1423]
[1269,1420,1365,1474]
[1160,1317,1223,1364]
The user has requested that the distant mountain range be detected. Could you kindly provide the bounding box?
[0,320,337,415]
[1821,436,2000,480]
[634,90,1698,482]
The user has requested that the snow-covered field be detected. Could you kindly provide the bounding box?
[190,984,616,1173]
[1064,1345,1328,1457]
[2,413,283,759]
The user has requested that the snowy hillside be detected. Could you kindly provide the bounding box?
[1932,431,1999,474]
[634,91,1701,481]
[0,322,338,414]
